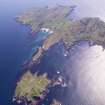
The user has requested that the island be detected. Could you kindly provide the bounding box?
[15,71,50,99]
[13,5,105,105]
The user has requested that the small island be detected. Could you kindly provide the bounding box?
[14,4,105,105]
[15,71,50,99]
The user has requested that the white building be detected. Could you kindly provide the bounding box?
[41,28,50,32]
[41,28,54,34]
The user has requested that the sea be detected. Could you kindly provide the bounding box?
[0,1,73,105]
[0,0,105,105]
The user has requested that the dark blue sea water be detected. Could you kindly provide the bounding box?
[0,1,45,105]
[0,1,72,105]
[0,4,29,105]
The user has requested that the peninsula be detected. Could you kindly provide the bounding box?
[14,5,105,105]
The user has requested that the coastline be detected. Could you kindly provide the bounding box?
[13,5,105,105]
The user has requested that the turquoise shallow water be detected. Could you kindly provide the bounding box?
[29,31,50,59]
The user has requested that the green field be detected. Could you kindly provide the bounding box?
[15,71,50,100]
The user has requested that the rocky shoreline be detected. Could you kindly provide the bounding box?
[13,4,105,105]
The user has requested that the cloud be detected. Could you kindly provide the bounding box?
[68,43,105,104]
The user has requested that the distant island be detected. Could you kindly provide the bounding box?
[13,5,105,105]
